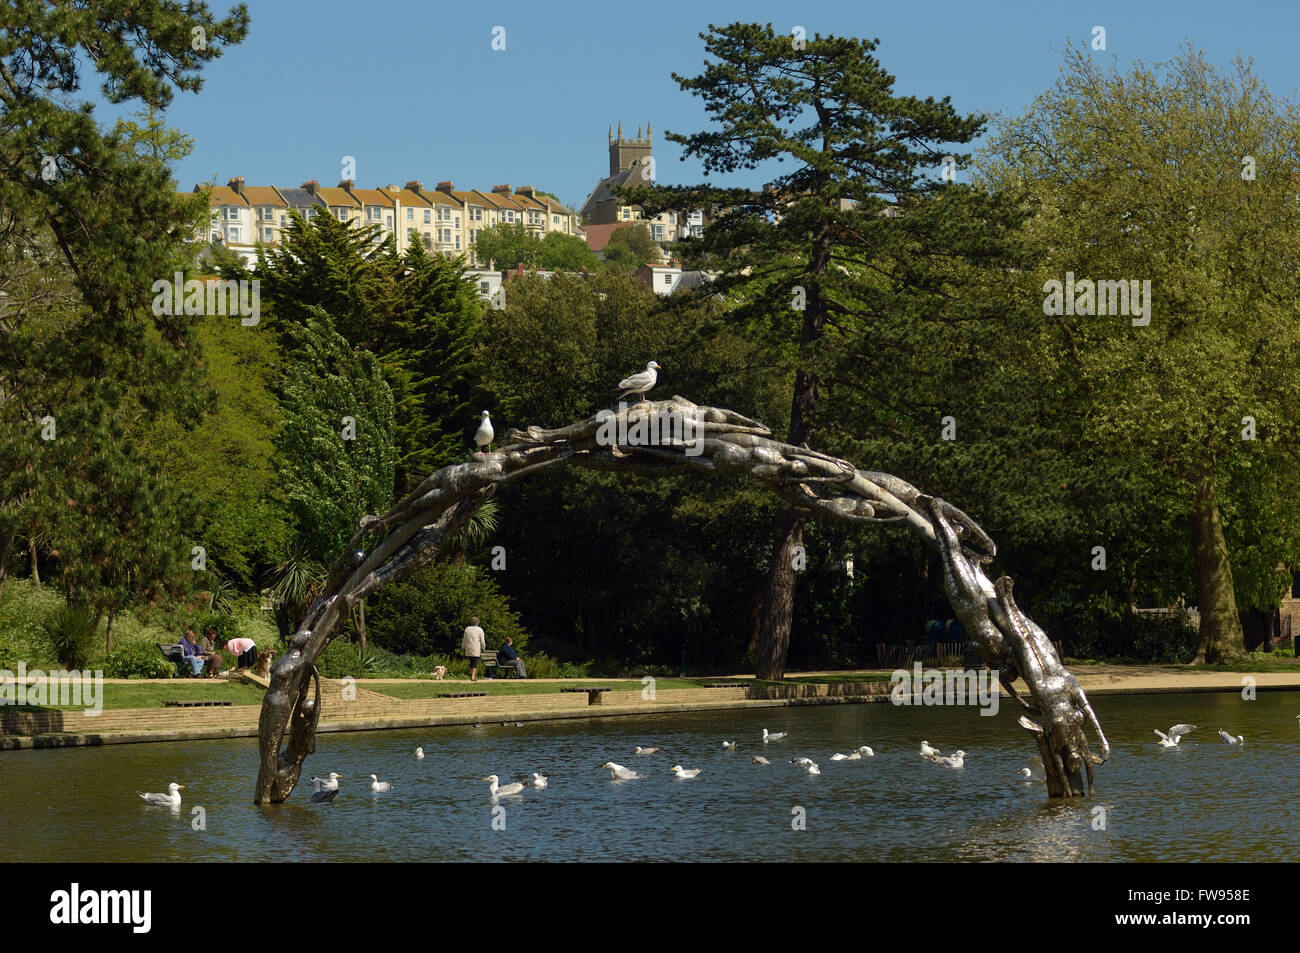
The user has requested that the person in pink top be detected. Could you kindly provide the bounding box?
[224,637,258,672]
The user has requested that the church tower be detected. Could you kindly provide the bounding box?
[609,121,652,176]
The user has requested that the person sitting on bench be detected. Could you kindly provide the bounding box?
[498,636,526,679]
[199,626,223,677]
[179,628,206,676]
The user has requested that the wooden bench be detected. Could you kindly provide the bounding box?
[164,700,233,707]
[480,649,518,679]
[437,692,487,698]
[561,687,611,706]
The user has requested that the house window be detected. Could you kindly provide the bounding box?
[280,213,287,226]
[228,226,241,242]
[424,209,431,224]
[263,228,273,242]
[651,225,665,242]
[505,210,514,223]
[552,215,560,226]
[621,208,630,220]
[368,207,380,221]
[473,208,483,221]
[661,274,672,285]
[480,281,490,294]
[442,228,451,242]
[386,215,393,228]
[336,208,348,221]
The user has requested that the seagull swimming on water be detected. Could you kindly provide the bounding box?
[474,411,494,454]
[1018,756,1045,781]
[531,773,548,789]
[1154,724,1197,748]
[805,762,821,775]
[935,750,966,769]
[415,747,424,759]
[762,729,787,743]
[484,775,525,797]
[614,361,660,404]
[310,777,338,802]
[369,774,393,792]
[790,757,815,767]
[751,756,770,765]
[311,772,342,792]
[635,746,663,755]
[721,740,737,750]
[138,782,184,807]
[670,765,701,779]
[920,740,940,759]
[1217,730,1244,745]
[601,762,642,780]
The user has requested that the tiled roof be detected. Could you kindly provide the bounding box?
[474,189,523,210]
[275,187,325,209]
[316,186,360,207]
[351,187,393,207]
[381,186,431,208]
[242,186,286,206]
[207,185,248,206]
[582,221,634,252]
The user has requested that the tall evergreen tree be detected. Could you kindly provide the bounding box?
[624,23,1028,677]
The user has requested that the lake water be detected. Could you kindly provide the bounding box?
[1,691,1296,862]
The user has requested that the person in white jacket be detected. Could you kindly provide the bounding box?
[461,616,486,681]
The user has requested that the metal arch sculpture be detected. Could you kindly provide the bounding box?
[255,396,1109,804]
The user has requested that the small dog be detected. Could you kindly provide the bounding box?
[432,665,447,681]
[255,650,276,679]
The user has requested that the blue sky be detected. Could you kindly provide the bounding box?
[100,0,1300,210]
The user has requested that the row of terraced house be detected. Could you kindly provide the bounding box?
[190,177,582,268]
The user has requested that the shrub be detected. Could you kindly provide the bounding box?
[1033,603,1197,663]
[364,561,530,656]
[317,638,361,680]
[42,605,97,670]
[104,641,175,679]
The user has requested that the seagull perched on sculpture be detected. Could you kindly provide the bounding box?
[473,411,494,454]
[614,361,660,404]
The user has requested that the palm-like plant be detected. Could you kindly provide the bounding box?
[267,544,327,639]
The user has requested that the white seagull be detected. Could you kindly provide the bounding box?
[1217,730,1244,745]
[531,773,549,789]
[474,411,494,454]
[369,774,394,792]
[920,740,940,759]
[311,772,342,792]
[635,746,664,755]
[751,756,770,765]
[790,757,815,767]
[1019,757,1045,781]
[138,782,184,807]
[852,745,874,758]
[1154,724,1197,748]
[484,775,525,797]
[614,361,660,404]
[670,765,701,779]
[601,761,642,780]
[763,729,787,743]
[805,762,821,775]
[721,740,737,750]
[936,750,966,769]
[415,747,425,759]
[830,753,850,761]
[310,777,338,802]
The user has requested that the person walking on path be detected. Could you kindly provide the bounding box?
[498,636,526,679]
[462,616,486,682]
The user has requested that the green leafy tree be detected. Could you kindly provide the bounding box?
[979,44,1300,662]
[473,222,540,270]
[623,23,1028,677]
[602,222,661,270]
[0,2,247,635]
[537,231,600,271]
[273,311,397,564]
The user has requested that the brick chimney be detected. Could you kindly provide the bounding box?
[227,176,245,196]
[405,180,424,192]
[338,179,355,194]
[436,181,455,194]
[302,180,320,195]
[492,184,511,194]
[518,186,535,197]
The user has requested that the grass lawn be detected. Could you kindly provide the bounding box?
[11,681,268,711]
[368,678,724,699]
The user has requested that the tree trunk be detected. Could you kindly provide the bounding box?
[106,610,116,657]
[356,599,366,653]
[1191,471,1245,663]
[755,510,804,679]
[0,529,13,596]
[30,538,40,587]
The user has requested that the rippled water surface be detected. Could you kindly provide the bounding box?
[2,691,1296,862]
